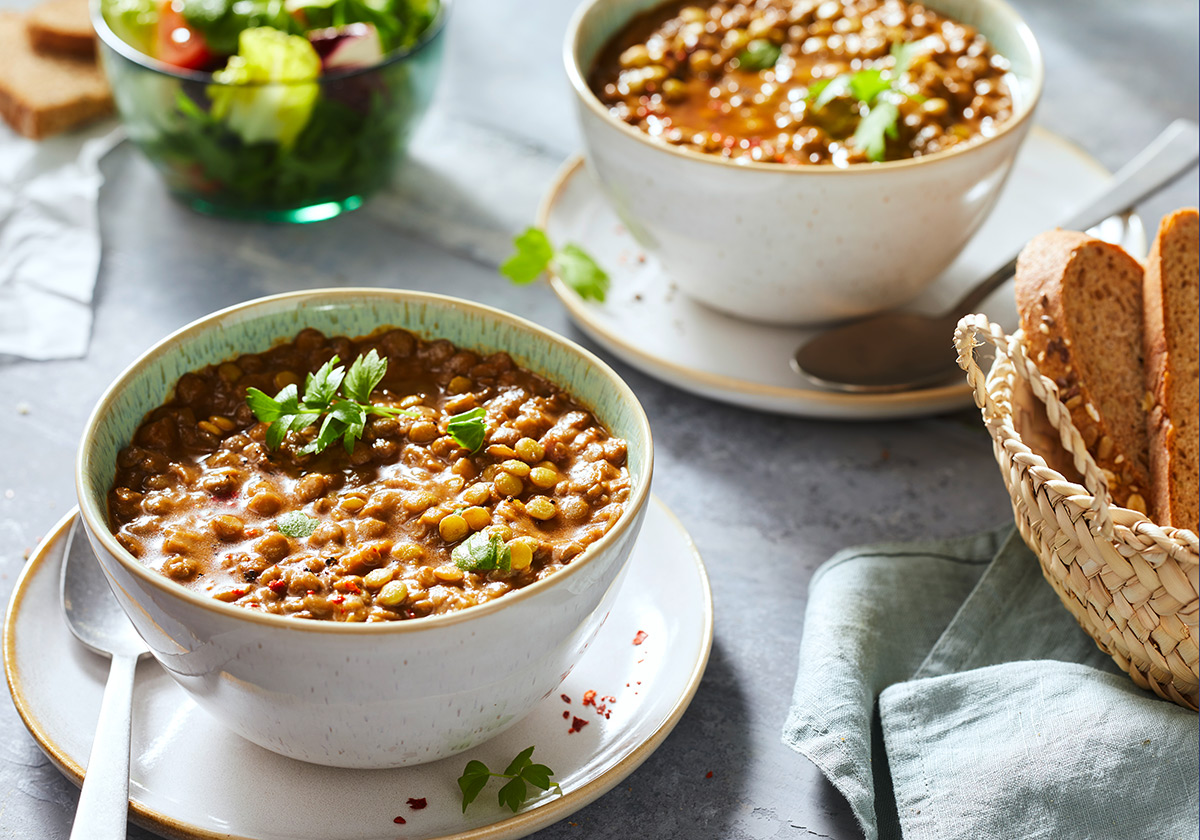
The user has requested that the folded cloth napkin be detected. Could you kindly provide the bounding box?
[0,122,121,361]
[782,528,1200,840]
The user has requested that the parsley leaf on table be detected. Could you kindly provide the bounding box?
[245,350,415,455]
[500,227,611,303]
[457,746,562,813]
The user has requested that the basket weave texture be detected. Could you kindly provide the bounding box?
[955,314,1199,710]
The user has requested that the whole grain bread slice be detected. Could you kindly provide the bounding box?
[1142,208,1199,532]
[1015,229,1151,512]
[0,11,111,139]
[27,0,94,56]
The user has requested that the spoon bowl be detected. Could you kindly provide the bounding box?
[792,120,1199,393]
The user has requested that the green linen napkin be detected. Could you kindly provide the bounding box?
[782,528,1199,840]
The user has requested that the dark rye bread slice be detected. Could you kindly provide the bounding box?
[0,11,111,139]
[1015,230,1151,512]
[27,0,94,56]
[1142,208,1199,532]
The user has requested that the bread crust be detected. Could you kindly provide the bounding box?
[27,0,95,57]
[1015,229,1150,511]
[1142,208,1199,532]
[0,11,111,139]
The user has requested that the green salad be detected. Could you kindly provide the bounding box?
[100,0,442,217]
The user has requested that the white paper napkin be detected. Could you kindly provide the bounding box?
[0,121,122,361]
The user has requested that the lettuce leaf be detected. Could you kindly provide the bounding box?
[208,28,322,148]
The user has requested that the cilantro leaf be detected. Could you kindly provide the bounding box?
[503,746,536,777]
[341,349,388,405]
[736,38,781,71]
[276,511,318,538]
[245,387,283,422]
[457,760,491,813]
[809,74,848,110]
[500,228,555,285]
[447,406,487,453]
[302,356,345,409]
[890,36,938,79]
[853,100,900,162]
[246,349,414,455]
[458,747,562,814]
[501,229,610,303]
[497,777,527,813]
[847,68,890,104]
[553,245,610,303]
[452,531,511,572]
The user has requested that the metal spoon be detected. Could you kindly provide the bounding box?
[61,518,151,840]
[792,119,1200,393]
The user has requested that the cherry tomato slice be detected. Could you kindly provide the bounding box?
[154,1,213,71]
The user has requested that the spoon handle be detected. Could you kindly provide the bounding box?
[951,119,1200,317]
[69,652,137,840]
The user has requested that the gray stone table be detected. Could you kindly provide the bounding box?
[0,0,1196,837]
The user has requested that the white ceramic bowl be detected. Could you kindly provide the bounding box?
[565,0,1044,325]
[75,289,653,769]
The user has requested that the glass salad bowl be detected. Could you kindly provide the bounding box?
[92,0,447,222]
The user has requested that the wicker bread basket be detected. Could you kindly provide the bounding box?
[955,313,1199,710]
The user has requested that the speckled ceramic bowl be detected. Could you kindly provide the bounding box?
[565,0,1043,325]
[74,289,653,769]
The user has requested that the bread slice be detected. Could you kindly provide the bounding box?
[27,0,94,56]
[1142,208,1199,532]
[1015,230,1151,512]
[0,12,111,139]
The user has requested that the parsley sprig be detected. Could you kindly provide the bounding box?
[452,531,510,572]
[807,37,936,161]
[501,228,610,303]
[458,746,563,813]
[245,350,415,455]
[736,38,781,71]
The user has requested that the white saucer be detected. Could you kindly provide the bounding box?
[539,127,1146,420]
[4,497,712,840]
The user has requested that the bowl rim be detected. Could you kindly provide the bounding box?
[75,288,655,636]
[90,0,449,85]
[563,0,1044,175]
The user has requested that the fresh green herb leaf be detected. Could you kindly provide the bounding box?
[276,511,319,538]
[500,228,555,286]
[889,35,938,80]
[853,100,900,162]
[500,229,610,303]
[447,406,487,453]
[246,353,414,455]
[736,38,781,71]
[457,760,491,813]
[847,68,890,104]
[554,245,610,302]
[341,349,389,405]
[451,531,511,572]
[457,747,563,814]
[497,777,527,813]
[503,746,536,777]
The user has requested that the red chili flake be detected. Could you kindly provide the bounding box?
[330,595,345,605]
[582,690,597,706]
[568,716,588,734]
[706,771,713,779]
[393,816,406,824]
[407,798,427,810]
[562,711,570,719]
[561,694,571,703]
[632,630,648,646]
[244,527,262,538]
[268,580,287,594]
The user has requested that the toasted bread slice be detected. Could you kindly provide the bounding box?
[1143,208,1199,532]
[1015,230,1150,512]
[0,12,111,139]
[27,0,94,56]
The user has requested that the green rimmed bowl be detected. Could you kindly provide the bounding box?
[75,289,653,768]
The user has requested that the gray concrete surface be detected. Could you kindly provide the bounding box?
[0,0,1196,837]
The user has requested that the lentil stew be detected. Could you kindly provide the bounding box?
[590,0,1014,165]
[107,327,632,622]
